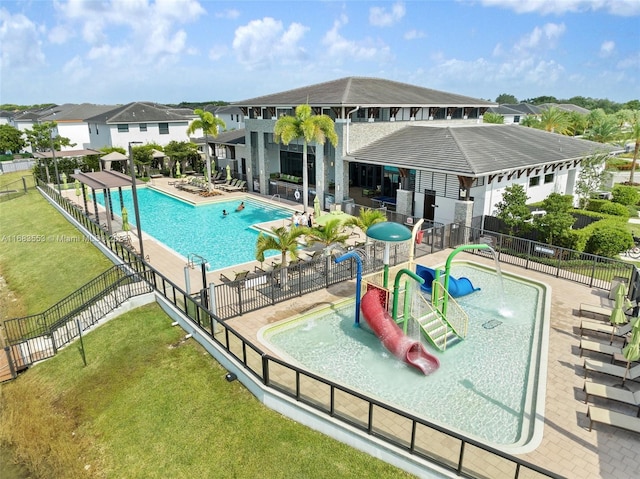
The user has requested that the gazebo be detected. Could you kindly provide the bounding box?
[70,170,144,237]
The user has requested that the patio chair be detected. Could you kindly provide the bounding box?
[580,319,633,343]
[219,270,250,284]
[220,179,240,191]
[583,379,640,416]
[223,180,247,192]
[579,339,623,361]
[583,358,640,381]
[586,405,640,433]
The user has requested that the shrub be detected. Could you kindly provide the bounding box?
[612,184,640,206]
[598,201,631,217]
[584,223,633,258]
[586,199,607,212]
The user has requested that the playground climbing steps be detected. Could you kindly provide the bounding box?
[411,288,467,351]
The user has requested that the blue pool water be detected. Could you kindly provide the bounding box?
[261,264,549,451]
[97,188,292,270]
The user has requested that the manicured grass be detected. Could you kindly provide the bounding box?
[0,303,414,479]
[0,175,113,317]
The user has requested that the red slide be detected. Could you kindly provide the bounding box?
[360,290,440,375]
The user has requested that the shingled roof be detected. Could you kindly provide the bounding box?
[85,102,195,124]
[234,77,496,108]
[349,124,618,177]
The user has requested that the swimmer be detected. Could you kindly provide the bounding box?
[236,201,245,212]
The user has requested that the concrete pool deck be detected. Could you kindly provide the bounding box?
[57,181,639,478]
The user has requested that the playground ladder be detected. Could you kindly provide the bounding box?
[411,291,462,351]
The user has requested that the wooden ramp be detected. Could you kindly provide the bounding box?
[0,345,26,382]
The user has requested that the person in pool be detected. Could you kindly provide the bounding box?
[222,209,228,216]
[236,202,245,212]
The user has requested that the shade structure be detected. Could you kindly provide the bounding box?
[121,207,130,232]
[314,210,353,226]
[622,318,640,385]
[366,222,412,288]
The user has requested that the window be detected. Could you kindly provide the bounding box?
[514,115,520,123]
[544,173,554,184]
[139,123,147,132]
[159,123,169,134]
[88,124,92,134]
[529,176,540,187]
[117,124,129,132]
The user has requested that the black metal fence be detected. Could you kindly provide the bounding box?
[2,263,152,376]
[25,180,573,479]
[0,175,36,202]
[450,223,636,291]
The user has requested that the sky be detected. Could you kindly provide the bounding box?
[1,0,639,106]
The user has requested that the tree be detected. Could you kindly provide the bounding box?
[493,184,531,235]
[483,112,504,124]
[23,121,74,152]
[343,208,387,235]
[575,152,612,208]
[24,121,74,184]
[131,145,153,177]
[186,109,226,191]
[567,111,588,136]
[585,115,620,144]
[274,104,338,213]
[164,141,199,177]
[301,218,350,255]
[533,193,574,244]
[495,93,518,104]
[623,111,640,184]
[539,106,570,134]
[255,226,307,286]
[0,124,26,154]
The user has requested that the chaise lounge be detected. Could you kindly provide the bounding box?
[586,405,640,433]
[583,379,640,416]
[583,358,640,381]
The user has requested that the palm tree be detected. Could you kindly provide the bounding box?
[343,208,387,235]
[274,104,338,213]
[625,112,640,184]
[540,106,570,135]
[585,116,620,144]
[186,109,226,191]
[255,226,307,267]
[301,218,350,255]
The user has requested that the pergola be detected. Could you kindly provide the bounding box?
[70,170,143,236]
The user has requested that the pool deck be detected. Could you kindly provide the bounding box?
[59,180,639,479]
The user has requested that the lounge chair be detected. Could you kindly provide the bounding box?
[583,380,640,416]
[586,405,640,433]
[584,358,640,381]
[222,180,247,192]
[219,270,250,283]
[579,338,623,361]
[580,303,615,320]
[580,319,633,343]
[220,179,240,191]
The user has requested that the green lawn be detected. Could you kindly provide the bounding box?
[0,176,415,478]
[0,171,113,317]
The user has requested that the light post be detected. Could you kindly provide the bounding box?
[128,141,145,259]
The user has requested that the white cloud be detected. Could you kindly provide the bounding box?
[232,17,309,69]
[0,9,46,70]
[369,2,406,27]
[404,29,425,40]
[53,0,205,65]
[599,40,615,57]
[617,51,640,70]
[62,55,91,81]
[322,14,392,63]
[514,23,565,54]
[477,0,640,16]
[215,8,240,19]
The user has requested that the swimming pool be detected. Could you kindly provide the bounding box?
[97,188,293,270]
[260,263,550,452]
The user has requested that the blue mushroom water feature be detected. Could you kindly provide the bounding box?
[366,222,413,289]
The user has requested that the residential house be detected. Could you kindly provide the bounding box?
[85,102,197,150]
